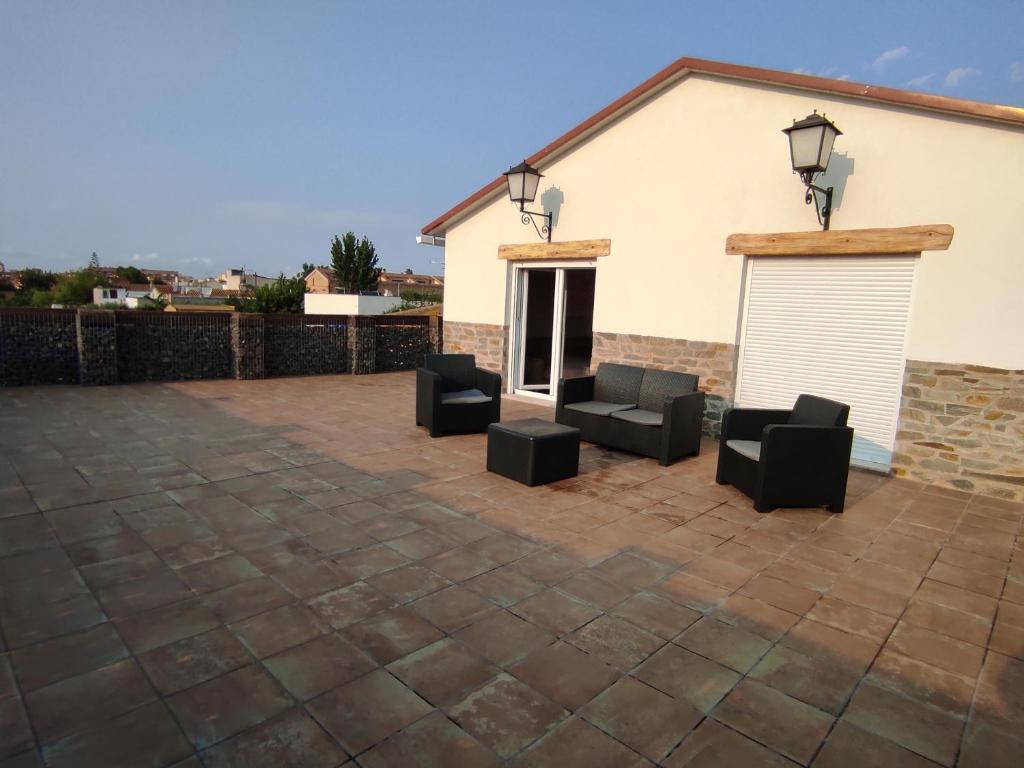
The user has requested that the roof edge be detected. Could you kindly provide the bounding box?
[422,56,1024,236]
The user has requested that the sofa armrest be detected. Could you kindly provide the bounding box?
[660,391,705,463]
[475,368,502,398]
[416,368,441,431]
[720,407,792,441]
[557,375,595,409]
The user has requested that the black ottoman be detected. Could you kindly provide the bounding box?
[487,418,581,486]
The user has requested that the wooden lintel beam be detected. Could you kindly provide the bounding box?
[498,239,611,261]
[725,225,954,256]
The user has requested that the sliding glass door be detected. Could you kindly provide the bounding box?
[511,266,596,399]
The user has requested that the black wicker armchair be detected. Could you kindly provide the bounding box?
[715,394,853,513]
[416,354,501,437]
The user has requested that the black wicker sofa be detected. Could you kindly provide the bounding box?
[555,362,705,465]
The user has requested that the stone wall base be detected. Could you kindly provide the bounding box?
[894,360,1024,501]
[443,321,509,379]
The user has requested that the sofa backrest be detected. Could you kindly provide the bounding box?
[638,369,699,411]
[789,394,850,427]
[593,363,645,404]
[424,354,476,392]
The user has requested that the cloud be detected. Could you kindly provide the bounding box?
[907,73,934,88]
[1011,62,1024,83]
[792,67,850,81]
[130,252,159,263]
[178,256,213,266]
[792,67,812,75]
[943,67,981,88]
[870,46,909,72]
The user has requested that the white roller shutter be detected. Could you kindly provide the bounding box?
[735,256,917,471]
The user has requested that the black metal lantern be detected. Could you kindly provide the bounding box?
[782,112,842,230]
[503,160,552,241]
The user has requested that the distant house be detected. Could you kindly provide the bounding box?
[92,285,163,308]
[304,267,444,297]
[218,268,279,291]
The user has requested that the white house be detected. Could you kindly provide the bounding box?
[420,56,1024,501]
[304,293,404,316]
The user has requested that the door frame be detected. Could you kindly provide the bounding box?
[507,260,597,400]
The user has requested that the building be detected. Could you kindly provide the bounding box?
[420,56,1024,501]
[304,267,444,297]
[217,269,278,292]
[92,284,167,308]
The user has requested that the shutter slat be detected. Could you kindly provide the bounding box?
[737,256,916,471]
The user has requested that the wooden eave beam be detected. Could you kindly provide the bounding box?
[725,225,954,256]
[498,239,611,261]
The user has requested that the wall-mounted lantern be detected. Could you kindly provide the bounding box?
[503,160,552,242]
[782,111,842,230]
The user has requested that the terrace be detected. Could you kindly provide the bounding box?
[0,373,1021,767]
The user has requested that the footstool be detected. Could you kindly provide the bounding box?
[487,418,581,486]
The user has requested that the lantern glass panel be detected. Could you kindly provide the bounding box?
[789,124,826,172]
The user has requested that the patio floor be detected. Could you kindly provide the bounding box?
[1,372,1022,767]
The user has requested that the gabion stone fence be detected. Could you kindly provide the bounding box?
[0,308,442,386]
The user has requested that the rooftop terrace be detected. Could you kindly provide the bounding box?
[0,373,1021,767]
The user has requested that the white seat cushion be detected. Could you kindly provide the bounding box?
[565,401,636,417]
[726,439,762,462]
[610,408,663,427]
[440,388,492,405]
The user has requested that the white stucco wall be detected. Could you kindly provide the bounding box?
[304,293,404,315]
[440,74,1024,369]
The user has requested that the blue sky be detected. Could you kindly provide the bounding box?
[1,0,1021,277]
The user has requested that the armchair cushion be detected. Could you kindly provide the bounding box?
[789,394,850,427]
[440,389,492,405]
[638,369,698,411]
[725,439,762,462]
[565,401,636,417]
[593,363,645,404]
[611,408,663,427]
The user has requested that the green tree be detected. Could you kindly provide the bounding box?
[114,265,147,284]
[330,233,356,293]
[329,232,381,294]
[52,269,108,306]
[18,268,57,294]
[403,268,413,275]
[88,252,100,269]
[231,272,305,314]
[300,262,320,279]
[353,237,382,293]
[30,289,55,307]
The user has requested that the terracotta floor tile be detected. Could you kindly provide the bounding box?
[358,710,500,768]
[580,676,701,762]
[422,547,497,583]
[509,717,647,768]
[635,643,739,713]
[270,560,355,599]
[750,644,861,715]
[937,546,1008,577]
[567,615,664,671]
[712,678,833,765]
[887,621,985,678]
[463,566,545,607]
[333,543,410,580]
[828,577,912,618]
[805,597,896,643]
[591,551,672,590]
[663,718,791,767]
[813,720,942,768]
[900,598,992,647]
[387,638,498,707]
[230,603,327,658]
[990,617,1024,660]
[513,550,584,585]
[676,617,771,674]
[611,591,701,639]
[77,550,166,590]
[263,633,375,701]
[202,576,294,623]
[957,720,1024,768]
[466,532,539,564]
[200,707,346,768]
[510,642,621,711]
[448,673,566,759]
[454,610,556,667]
[842,682,963,767]
[25,658,156,744]
[867,647,975,716]
[973,651,1024,733]
[39,700,192,768]
[651,571,730,613]
[556,569,633,610]
[308,668,432,755]
[359,514,422,541]
[113,598,221,654]
[384,529,454,560]
[781,618,881,673]
[177,554,262,594]
[11,623,128,692]
[340,607,444,665]
[168,665,292,750]
[927,560,1004,598]
[410,584,497,632]
[681,555,755,591]
[739,573,822,615]
[510,589,601,636]
[95,571,192,619]
[0,696,33,759]
[139,627,251,695]
[714,594,800,641]
[307,581,396,629]
[366,564,451,603]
